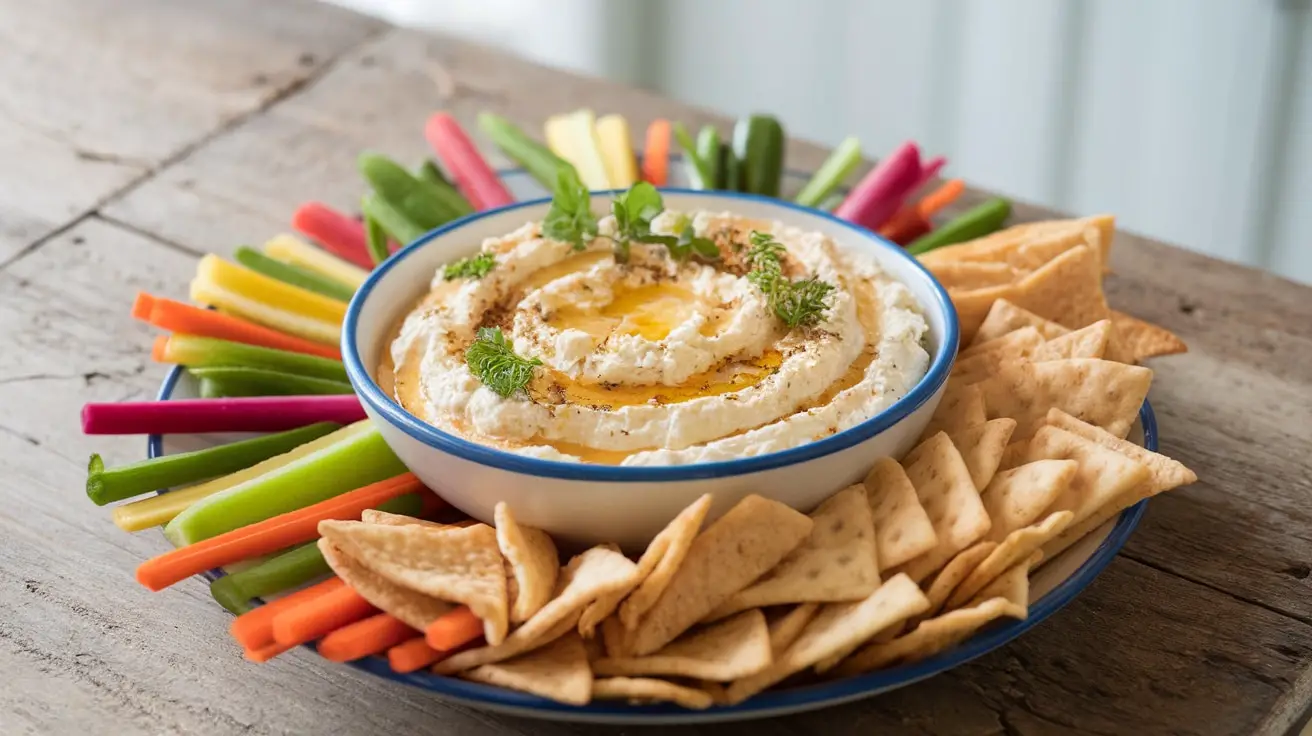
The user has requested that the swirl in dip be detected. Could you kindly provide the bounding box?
[376,210,930,466]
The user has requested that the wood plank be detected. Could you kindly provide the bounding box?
[0,0,384,265]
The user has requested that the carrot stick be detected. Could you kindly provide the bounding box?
[245,640,297,663]
[387,636,447,673]
[135,473,427,592]
[272,584,376,647]
[132,293,341,360]
[424,606,483,651]
[916,178,965,218]
[291,202,374,269]
[641,119,671,186]
[318,613,417,662]
[231,577,344,650]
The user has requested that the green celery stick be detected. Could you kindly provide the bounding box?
[85,422,340,506]
[695,126,723,189]
[795,136,862,208]
[164,420,408,546]
[818,191,846,212]
[363,212,389,265]
[187,367,354,397]
[162,335,347,382]
[361,192,427,246]
[359,153,471,230]
[232,246,355,301]
[672,122,711,190]
[907,198,1013,255]
[478,113,573,192]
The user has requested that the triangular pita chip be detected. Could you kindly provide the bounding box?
[1043,409,1197,493]
[928,260,1022,291]
[832,595,1025,676]
[625,495,813,657]
[946,511,1072,610]
[952,330,1047,385]
[607,494,712,632]
[707,485,878,618]
[592,677,714,710]
[919,215,1114,272]
[864,460,938,570]
[724,574,930,703]
[948,418,1017,491]
[920,382,986,439]
[593,609,770,681]
[974,358,1152,439]
[1007,244,1110,332]
[888,433,991,583]
[1023,426,1151,530]
[460,633,591,706]
[433,546,637,674]
[319,520,509,645]
[971,299,1071,347]
[959,325,1046,361]
[767,603,820,655]
[1106,310,1187,363]
[495,503,559,624]
[1030,319,1111,361]
[968,550,1040,608]
[980,460,1077,543]
[359,509,446,528]
[318,539,451,631]
[920,541,998,618]
[998,439,1030,471]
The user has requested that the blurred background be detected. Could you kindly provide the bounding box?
[326,0,1310,283]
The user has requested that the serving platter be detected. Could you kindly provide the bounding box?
[146,166,1150,724]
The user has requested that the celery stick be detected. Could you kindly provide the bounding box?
[164,420,407,545]
[85,422,339,506]
[163,335,347,382]
[673,122,711,190]
[188,367,354,397]
[795,136,862,208]
[233,246,356,302]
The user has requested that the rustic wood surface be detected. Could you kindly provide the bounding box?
[2,2,1310,734]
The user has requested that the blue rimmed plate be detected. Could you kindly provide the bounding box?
[147,166,1149,724]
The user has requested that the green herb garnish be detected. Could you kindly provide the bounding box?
[610,182,675,262]
[542,167,598,251]
[667,219,721,262]
[744,230,834,329]
[443,252,497,281]
[465,327,542,398]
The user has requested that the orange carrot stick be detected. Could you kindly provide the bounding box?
[878,179,966,244]
[245,640,297,663]
[317,613,417,662]
[136,473,427,592]
[272,585,376,647]
[641,119,671,186]
[916,178,965,218]
[424,606,483,651]
[387,637,447,673]
[132,292,341,360]
[231,577,345,650]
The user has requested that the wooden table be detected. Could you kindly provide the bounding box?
[3,1,1310,734]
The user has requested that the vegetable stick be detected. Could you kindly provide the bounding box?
[231,577,345,650]
[640,119,671,186]
[834,141,922,230]
[795,136,862,208]
[908,197,1013,255]
[154,335,347,382]
[291,203,373,269]
[359,153,470,231]
[732,115,786,197]
[424,606,483,651]
[363,212,390,265]
[672,122,711,190]
[191,256,342,346]
[263,235,368,290]
[478,113,573,192]
[318,613,417,662]
[917,178,965,218]
[84,395,365,437]
[695,126,723,190]
[245,641,296,663]
[545,109,612,190]
[272,584,377,647]
[388,637,446,673]
[211,542,330,614]
[912,155,948,192]
[878,179,964,244]
[424,113,515,210]
[189,366,354,398]
[85,422,340,506]
[416,160,449,186]
[132,293,341,360]
[595,114,639,189]
[232,246,355,302]
[164,420,408,546]
[361,193,426,247]
[136,473,425,591]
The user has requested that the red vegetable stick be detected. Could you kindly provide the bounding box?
[272,584,376,646]
[425,113,514,210]
[318,613,417,662]
[231,577,345,650]
[913,156,948,192]
[387,637,447,673]
[292,203,374,269]
[132,293,341,360]
[135,474,428,592]
[834,141,923,231]
[81,395,366,435]
[878,179,964,245]
[641,119,671,186]
[424,606,483,651]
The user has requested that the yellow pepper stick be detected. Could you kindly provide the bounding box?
[263,234,368,290]
[545,109,612,190]
[111,428,348,532]
[596,114,639,188]
[191,256,342,345]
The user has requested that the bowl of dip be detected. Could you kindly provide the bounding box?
[342,189,958,548]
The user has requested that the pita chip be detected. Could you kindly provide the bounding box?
[1106,310,1188,363]
[980,459,1077,543]
[920,541,998,618]
[971,299,1071,347]
[708,485,878,618]
[998,439,1031,471]
[606,494,712,632]
[1007,244,1111,330]
[945,511,1072,610]
[1023,426,1152,530]
[359,509,446,528]
[919,216,1114,272]
[494,503,559,625]
[864,460,938,570]
[319,520,509,645]
[920,382,987,438]
[832,595,1025,676]
[626,495,813,657]
[974,358,1153,440]
[461,633,591,706]
[768,603,820,655]
[929,260,1023,291]
[888,433,991,583]
[952,330,1046,385]
[1030,319,1112,361]
[592,678,715,710]
[948,418,1017,491]
[725,574,930,704]
[968,550,1040,608]
[593,609,771,681]
[318,539,452,630]
[1043,409,1197,494]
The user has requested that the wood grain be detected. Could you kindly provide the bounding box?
[3,3,1312,735]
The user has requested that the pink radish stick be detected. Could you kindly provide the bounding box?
[425,113,515,210]
[834,142,923,231]
[81,396,366,435]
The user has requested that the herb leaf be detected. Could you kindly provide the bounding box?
[609,182,677,262]
[666,220,721,262]
[465,327,542,398]
[542,167,598,251]
[443,252,497,281]
[744,230,834,329]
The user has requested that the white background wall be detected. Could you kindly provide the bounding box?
[327,0,1312,284]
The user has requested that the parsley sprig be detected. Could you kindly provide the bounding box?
[465,327,541,398]
[443,252,497,281]
[542,167,598,251]
[744,231,835,329]
[608,183,719,263]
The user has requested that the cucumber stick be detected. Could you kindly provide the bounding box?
[732,115,785,197]
[479,113,573,192]
[695,126,723,189]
